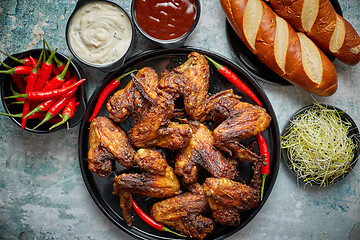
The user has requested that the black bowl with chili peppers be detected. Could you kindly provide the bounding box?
[0,48,86,133]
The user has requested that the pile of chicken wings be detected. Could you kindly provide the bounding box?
[88,52,271,239]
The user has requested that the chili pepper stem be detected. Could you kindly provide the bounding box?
[33,112,53,130]
[0,50,26,65]
[0,112,22,118]
[162,226,187,237]
[48,114,69,130]
[205,55,223,70]
[260,174,267,201]
[24,106,42,119]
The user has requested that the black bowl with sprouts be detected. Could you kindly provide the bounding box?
[281,103,359,186]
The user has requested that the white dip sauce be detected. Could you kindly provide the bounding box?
[67,1,132,66]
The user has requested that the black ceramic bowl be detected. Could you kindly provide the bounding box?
[131,0,201,48]
[0,49,86,133]
[66,0,135,72]
[281,104,360,185]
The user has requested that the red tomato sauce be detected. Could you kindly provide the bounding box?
[134,0,197,40]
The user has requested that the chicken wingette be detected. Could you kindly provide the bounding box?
[88,116,135,177]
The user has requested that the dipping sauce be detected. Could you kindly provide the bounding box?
[134,0,197,40]
[67,1,132,66]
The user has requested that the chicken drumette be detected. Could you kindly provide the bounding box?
[88,116,135,177]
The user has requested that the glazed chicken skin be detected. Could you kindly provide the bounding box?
[150,184,214,240]
[175,122,238,185]
[128,72,192,150]
[106,67,159,124]
[113,148,181,198]
[159,51,210,121]
[88,116,135,177]
[203,153,264,226]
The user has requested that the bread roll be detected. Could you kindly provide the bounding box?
[266,0,360,65]
[220,0,338,96]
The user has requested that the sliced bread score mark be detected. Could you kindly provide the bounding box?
[274,16,289,73]
[243,0,263,51]
[329,15,346,53]
[301,0,319,32]
[297,32,323,84]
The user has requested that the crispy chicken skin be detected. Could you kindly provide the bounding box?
[112,191,134,226]
[113,148,181,198]
[175,122,238,185]
[203,153,264,226]
[128,72,192,150]
[150,184,214,240]
[159,52,210,121]
[106,67,159,124]
[88,116,135,177]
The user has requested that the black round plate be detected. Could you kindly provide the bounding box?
[78,48,280,240]
[226,0,343,85]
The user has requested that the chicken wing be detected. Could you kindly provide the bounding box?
[150,184,213,240]
[88,116,135,177]
[128,73,192,150]
[106,67,159,124]
[203,153,264,226]
[175,122,238,185]
[113,148,181,198]
[159,52,210,121]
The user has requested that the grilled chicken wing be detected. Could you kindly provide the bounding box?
[203,154,263,226]
[113,148,181,198]
[107,67,159,124]
[159,52,210,121]
[128,73,192,150]
[206,89,271,162]
[88,116,135,177]
[150,184,214,240]
[175,122,238,185]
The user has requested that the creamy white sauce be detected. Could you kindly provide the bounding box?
[67,1,132,66]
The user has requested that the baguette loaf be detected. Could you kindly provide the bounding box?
[220,0,338,96]
[265,0,360,65]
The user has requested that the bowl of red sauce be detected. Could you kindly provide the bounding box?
[131,0,200,48]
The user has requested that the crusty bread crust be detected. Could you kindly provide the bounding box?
[266,0,360,65]
[220,0,338,96]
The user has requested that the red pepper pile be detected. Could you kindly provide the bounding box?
[0,40,86,131]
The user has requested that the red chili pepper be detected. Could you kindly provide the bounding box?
[256,133,270,201]
[44,39,72,80]
[24,78,75,119]
[0,50,32,66]
[48,94,76,130]
[21,52,44,130]
[205,56,262,106]
[6,78,86,101]
[41,55,73,92]
[88,70,137,122]
[11,74,26,93]
[132,198,186,237]
[0,65,33,75]
[35,48,58,91]
[33,86,77,130]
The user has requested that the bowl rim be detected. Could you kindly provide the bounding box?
[130,0,201,48]
[65,0,135,72]
[281,103,360,185]
[0,48,86,133]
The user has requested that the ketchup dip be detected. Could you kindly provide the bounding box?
[67,1,133,66]
[134,0,197,41]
